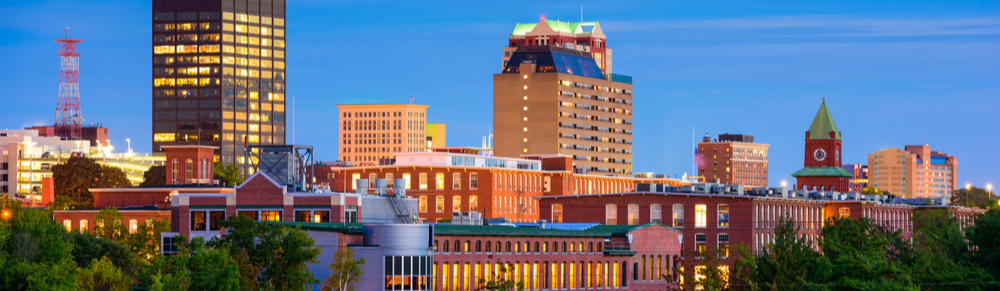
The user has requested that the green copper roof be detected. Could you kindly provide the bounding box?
[579,222,682,235]
[262,221,365,234]
[791,167,854,178]
[807,100,841,140]
[511,21,599,36]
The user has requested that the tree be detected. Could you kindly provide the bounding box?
[76,256,131,291]
[951,187,998,209]
[739,216,829,291]
[213,163,244,187]
[69,231,137,278]
[52,156,131,209]
[320,248,367,291]
[185,237,240,291]
[209,215,322,290]
[820,216,916,291]
[965,209,1000,281]
[127,218,171,262]
[0,198,79,290]
[140,165,167,186]
[908,209,993,290]
[94,207,129,242]
[862,186,882,195]
[478,262,525,291]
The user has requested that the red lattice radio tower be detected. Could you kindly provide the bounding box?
[55,28,84,139]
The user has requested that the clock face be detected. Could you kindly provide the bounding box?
[813,148,827,162]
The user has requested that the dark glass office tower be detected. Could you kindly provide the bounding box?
[152,0,287,166]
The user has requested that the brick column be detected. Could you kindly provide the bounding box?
[330,194,345,223]
[283,195,294,222]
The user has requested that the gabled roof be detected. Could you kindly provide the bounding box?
[807,99,841,140]
[512,20,603,37]
[791,166,854,178]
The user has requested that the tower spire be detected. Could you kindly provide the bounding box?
[54,28,84,139]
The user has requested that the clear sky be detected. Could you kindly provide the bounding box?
[1,0,998,188]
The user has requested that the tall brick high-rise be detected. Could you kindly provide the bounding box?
[151,0,287,166]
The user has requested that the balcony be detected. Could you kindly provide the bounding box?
[603,242,636,256]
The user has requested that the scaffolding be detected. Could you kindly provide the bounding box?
[244,145,313,192]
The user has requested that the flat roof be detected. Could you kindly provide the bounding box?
[262,221,365,234]
[434,222,679,237]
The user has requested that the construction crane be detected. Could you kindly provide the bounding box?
[54,28,84,139]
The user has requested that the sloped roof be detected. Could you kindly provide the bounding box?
[791,167,854,178]
[807,100,841,140]
[579,222,682,235]
[511,20,601,36]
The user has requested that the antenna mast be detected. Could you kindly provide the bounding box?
[55,28,84,139]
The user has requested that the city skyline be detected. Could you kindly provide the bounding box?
[1,0,998,188]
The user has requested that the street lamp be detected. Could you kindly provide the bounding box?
[74,140,81,154]
[126,138,132,157]
[781,181,787,188]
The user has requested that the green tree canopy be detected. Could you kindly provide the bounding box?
[213,163,244,187]
[0,198,78,290]
[951,186,998,209]
[75,256,131,291]
[478,262,525,291]
[908,209,993,290]
[820,217,916,291]
[739,215,829,291]
[52,156,131,209]
[141,165,167,186]
[965,209,1000,281]
[209,215,321,290]
[321,248,366,291]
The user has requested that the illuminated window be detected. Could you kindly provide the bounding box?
[403,173,411,189]
[261,211,281,221]
[552,204,563,223]
[436,196,445,213]
[695,204,707,228]
[453,196,462,213]
[435,173,445,190]
[453,173,461,189]
[718,204,729,227]
[418,196,427,213]
[718,234,730,258]
[80,220,88,232]
[695,234,707,256]
[129,219,138,234]
[419,173,428,190]
[627,204,640,225]
[63,220,72,232]
[469,196,478,212]
[839,207,850,218]
[351,173,360,189]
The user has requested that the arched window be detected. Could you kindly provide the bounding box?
[129,219,138,234]
[454,240,461,253]
[551,204,563,223]
[562,242,567,252]
[476,240,482,252]
[633,262,639,281]
[650,204,662,223]
[185,159,193,183]
[79,220,88,232]
[505,241,511,253]
[534,242,540,253]
[627,204,640,225]
[464,240,471,253]
[63,220,72,231]
[589,242,594,253]
[443,240,450,252]
[605,204,617,225]
[170,159,178,184]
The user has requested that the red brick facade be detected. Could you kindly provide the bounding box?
[161,145,217,185]
[53,209,171,233]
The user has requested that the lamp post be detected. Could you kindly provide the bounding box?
[74,140,81,155]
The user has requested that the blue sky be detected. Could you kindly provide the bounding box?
[1,0,998,188]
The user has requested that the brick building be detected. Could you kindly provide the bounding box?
[337,104,429,166]
[697,133,769,187]
[868,145,957,198]
[792,100,853,192]
[537,184,985,257]
[503,19,612,74]
[429,223,682,291]
[313,152,685,223]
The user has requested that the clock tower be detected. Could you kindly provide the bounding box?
[791,99,853,192]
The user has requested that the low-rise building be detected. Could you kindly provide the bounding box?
[697,133,769,187]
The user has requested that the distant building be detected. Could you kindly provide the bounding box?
[336,104,429,166]
[494,46,633,176]
[426,123,446,148]
[504,19,611,74]
[843,164,868,192]
[0,129,88,198]
[697,133,769,187]
[27,124,110,147]
[868,145,957,198]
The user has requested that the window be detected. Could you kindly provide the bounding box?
[80,220,88,232]
[295,211,311,222]
[419,173,428,190]
[469,196,478,212]
[191,211,207,231]
[170,159,178,184]
[436,196,445,213]
[418,196,427,212]
[718,204,730,227]
[238,211,258,220]
[314,211,330,223]
[63,220,72,231]
[470,173,479,189]
[552,204,564,223]
[839,207,850,218]
[210,211,225,231]
[695,204,707,228]
[403,173,412,189]
[351,173,361,190]
[718,234,730,258]
[672,204,684,227]
[452,173,461,189]
[369,173,377,190]
[453,196,462,213]
[695,234,707,256]
[650,204,662,223]
[261,211,281,221]
[185,159,193,182]
[605,204,617,225]
[627,204,640,225]
[345,207,358,223]
[436,173,445,190]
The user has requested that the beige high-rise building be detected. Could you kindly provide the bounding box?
[868,145,957,198]
[494,46,633,176]
[337,104,428,165]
